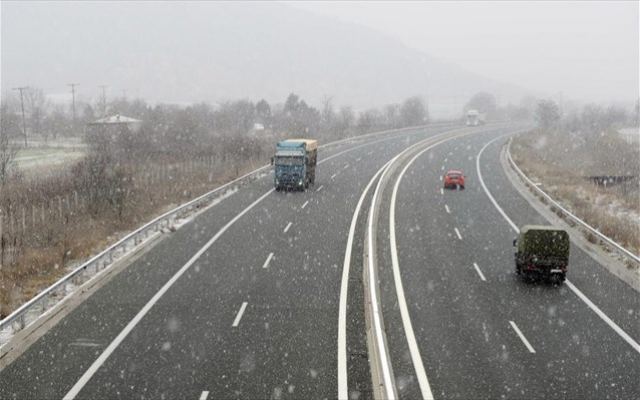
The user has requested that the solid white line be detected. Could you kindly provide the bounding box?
[262,252,274,269]
[331,173,337,179]
[476,136,520,233]
[62,126,450,400]
[477,135,640,356]
[338,160,391,400]
[62,189,274,400]
[454,227,462,240]
[565,280,640,354]
[283,222,292,233]
[440,188,444,195]
[509,321,536,353]
[389,134,476,400]
[301,200,309,209]
[199,391,210,400]
[445,204,450,214]
[232,302,248,327]
[473,262,487,282]
[316,185,324,192]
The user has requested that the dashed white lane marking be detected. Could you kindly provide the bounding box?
[68,339,102,347]
[439,175,443,181]
[509,321,536,353]
[477,136,640,355]
[343,163,350,169]
[316,185,324,192]
[331,173,338,179]
[61,189,275,400]
[445,204,451,214]
[199,391,210,400]
[440,188,444,195]
[454,227,462,240]
[232,302,248,327]
[283,222,293,233]
[441,165,445,170]
[262,252,274,269]
[301,200,309,209]
[473,262,487,281]
[355,157,362,162]
[62,130,446,400]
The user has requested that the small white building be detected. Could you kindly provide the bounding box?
[90,114,143,133]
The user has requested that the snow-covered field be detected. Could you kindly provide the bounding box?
[13,138,86,175]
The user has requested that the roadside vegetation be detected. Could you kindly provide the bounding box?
[0,91,430,317]
[511,99,640,257]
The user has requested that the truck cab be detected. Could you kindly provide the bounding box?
[513,225,569,284]
[273,139,317,191]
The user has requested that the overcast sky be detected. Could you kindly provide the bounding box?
[294,1,639,103]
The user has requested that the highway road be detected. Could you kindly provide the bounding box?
[1,124,638,399]
[371,129,640,399]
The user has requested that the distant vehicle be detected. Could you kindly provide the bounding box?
[443,169,465,190]
[465,109,486,126]
[272,139,318,191]
[513,225,569,284]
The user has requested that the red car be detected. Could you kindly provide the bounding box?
[443,169,465,189]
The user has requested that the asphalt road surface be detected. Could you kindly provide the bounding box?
[1,124,638,399]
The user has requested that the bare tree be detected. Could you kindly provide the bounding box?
[535,99,561,130]
[0,106,19,185]
[400,96,428,126]
[25,87,49,140]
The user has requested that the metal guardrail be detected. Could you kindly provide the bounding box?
[0,163,272,339]
[506,138,640,265]
[0,122,456,345]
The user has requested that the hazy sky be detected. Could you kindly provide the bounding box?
[2,1,638,108]
[294,1,639,103]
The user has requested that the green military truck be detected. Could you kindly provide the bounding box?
[513,225,570,284]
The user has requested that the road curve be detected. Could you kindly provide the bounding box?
[0,124,458,400]
[373,128,639,399]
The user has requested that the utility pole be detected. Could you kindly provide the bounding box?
[99,85,108,117]
[67,83,79,134]
[12,86,28,147]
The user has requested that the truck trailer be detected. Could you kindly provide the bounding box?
[466,109,486,126]
[272,139,318,191]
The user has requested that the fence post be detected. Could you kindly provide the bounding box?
[0,214,3,270]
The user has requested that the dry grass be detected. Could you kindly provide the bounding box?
[512,130,640,257]
[0,155,265,318]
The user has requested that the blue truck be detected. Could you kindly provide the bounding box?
[272,139,318,191]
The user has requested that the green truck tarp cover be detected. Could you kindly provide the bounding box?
[517,225,569,258]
